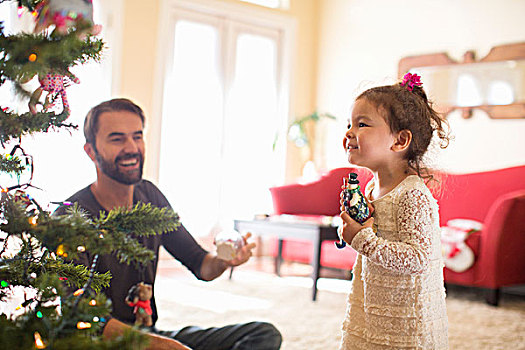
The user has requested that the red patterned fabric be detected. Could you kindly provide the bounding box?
[129,299,152,316]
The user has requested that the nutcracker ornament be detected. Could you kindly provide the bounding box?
[336,172,373,249]
[125,282,153,327]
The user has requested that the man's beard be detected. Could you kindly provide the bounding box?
[95,150,144,185]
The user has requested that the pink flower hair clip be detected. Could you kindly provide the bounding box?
[400,72,423,91]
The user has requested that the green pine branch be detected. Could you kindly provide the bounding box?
[0,196,179,293]
[0,247,111,296]
[95,203,180,268]
[98,202,181,237]
[0,153,27,175]
[0,316,149,350]
[35,202,180,267]
[0,107,77,144]
[0,7,163,347]
[0,20,103,140]
[0,21,104,85]
[0,287,149,350]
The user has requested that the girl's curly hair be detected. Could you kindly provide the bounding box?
[356,83,450,179]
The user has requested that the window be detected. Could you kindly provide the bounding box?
[240,0,289,9]
[156,1,293,236]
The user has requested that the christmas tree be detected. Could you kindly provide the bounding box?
[0,1,179,348]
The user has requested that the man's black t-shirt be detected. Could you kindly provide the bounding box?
[54,180,208,325]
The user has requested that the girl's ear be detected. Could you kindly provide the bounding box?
[392,129,412,152]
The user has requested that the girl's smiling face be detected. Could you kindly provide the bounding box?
[343,98,397,171]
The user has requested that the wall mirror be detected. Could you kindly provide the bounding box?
[398,42,525,119]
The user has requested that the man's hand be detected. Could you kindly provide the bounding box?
[223,232,256,267]
[200,232,256,280]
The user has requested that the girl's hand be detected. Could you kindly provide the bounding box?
[338,212,374,245]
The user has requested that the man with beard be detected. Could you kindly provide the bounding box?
[54,99,282,350]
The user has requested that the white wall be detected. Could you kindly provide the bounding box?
[316,0,525,174]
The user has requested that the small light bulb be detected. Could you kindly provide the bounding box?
[77,321,92,329]
[34,332,46,349]
[56,245,65,256]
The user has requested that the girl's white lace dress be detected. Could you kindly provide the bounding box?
[340,175,448,349]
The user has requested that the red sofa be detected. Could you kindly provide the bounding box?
[269,165,525,305]
[432,166,525,305]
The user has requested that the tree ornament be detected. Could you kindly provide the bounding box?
[214,230,245,260]
[28,71,80,115]
[13,189,33,209]
[34,0,95,34]
[125,282,153,327]
[336,173,373,249]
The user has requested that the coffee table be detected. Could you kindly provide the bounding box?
[234,217,339,301]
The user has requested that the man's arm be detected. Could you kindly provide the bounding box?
[200,233,256,281]
[199,254,229,281]
[103,318,191,350]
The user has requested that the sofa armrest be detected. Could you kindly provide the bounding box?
[476,189,525,288]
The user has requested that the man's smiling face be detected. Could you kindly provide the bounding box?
[92,110,145,185]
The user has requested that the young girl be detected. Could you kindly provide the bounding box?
[339,73,450,349]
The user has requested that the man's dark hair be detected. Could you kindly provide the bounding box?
[84,98,146,145]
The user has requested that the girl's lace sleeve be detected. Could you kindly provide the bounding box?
[350,189,433,274]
